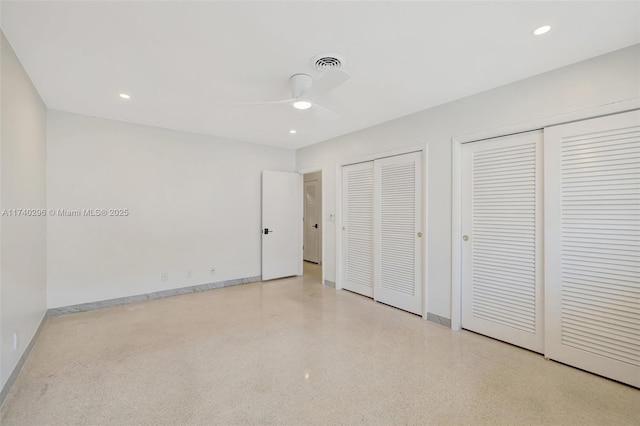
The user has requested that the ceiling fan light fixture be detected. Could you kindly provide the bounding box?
[293,100,312,110]
[533,25,551,36]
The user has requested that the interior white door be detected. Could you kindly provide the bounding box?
[261,170,302,281]
[461,131,544,353]
[303,179,321,263]
[544,110,640,387]
[374,152,423,315]
[342,161,374,297]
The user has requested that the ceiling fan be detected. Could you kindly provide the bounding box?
[236,68,351,120]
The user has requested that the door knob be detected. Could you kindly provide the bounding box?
[313,224,318,229]
[417,232,422,237]
[263,228,273,235]
[463,235,469,241]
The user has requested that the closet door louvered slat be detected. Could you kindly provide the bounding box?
[374,152,423,315]
[462,131,544,353]
[342,162,375,297]
[545,110,640,388]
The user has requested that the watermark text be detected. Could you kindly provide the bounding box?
[1,208,130,217]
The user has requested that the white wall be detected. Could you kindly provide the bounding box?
[47,111,295,308]
[296,44,640,320]
[0,31,47,390]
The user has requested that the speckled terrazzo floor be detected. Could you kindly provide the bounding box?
[1,262,639,425]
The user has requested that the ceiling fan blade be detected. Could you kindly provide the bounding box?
[233,98,294,107]
[312,103,340,121]
[303,68,351,101]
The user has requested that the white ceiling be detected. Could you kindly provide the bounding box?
[2,1,639,149]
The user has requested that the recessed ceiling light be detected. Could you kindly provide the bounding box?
[289,129,297,134]
[293,100,312,110]
[533,25,551,36]
[119,93,131,99]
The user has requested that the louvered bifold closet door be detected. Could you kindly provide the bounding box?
[342,161,375,297]
[374,152,423,315]
[461,131,544,353]
[544,110,640,388]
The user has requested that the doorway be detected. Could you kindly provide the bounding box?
[302,171,323,282]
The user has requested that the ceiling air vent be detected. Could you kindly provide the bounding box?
[312,53,345,71]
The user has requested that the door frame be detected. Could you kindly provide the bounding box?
[336,143,429,320]
[298,168,325,285]
[450,98,640,331]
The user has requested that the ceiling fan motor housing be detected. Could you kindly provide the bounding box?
[290,73,313,98]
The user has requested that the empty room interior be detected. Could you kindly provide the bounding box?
[1,1,639,424]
